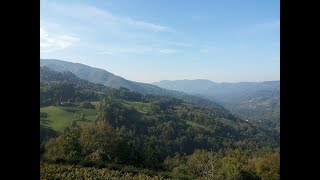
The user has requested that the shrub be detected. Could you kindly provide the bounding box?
[80,101,95,109]
[40,112,48,118]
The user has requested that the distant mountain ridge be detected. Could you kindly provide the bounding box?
[153,79,279,95]
[40,59,229,113]
[153,79,280,131]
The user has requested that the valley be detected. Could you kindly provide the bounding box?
[40,63,280,179]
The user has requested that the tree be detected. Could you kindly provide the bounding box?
[186,149,222,178]
[79,113,86,121]
[50,81,75,103]
[164,154,189,178]
[164,153,186,170]
[80,101,95,109]
[44,127,81,161]
[95,98,123,124]
[219,149,250,180]
[254,152,280,180]
[143,144,160,168]
[79,120,118,162]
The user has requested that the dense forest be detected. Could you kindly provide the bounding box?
[41,59,280,133]
[40,67,280,179]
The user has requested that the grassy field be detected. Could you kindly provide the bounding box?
[122,100,150,114]
[40,100,152,132]
[40,105,97,132]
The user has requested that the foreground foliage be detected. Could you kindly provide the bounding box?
[40,163,169,180]
[164,149,279,179]
[42,120,279,179]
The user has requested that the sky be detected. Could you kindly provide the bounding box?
[40,0,280,83]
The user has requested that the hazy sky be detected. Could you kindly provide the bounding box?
[40,0,280,83]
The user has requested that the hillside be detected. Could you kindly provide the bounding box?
[40,66,279,146]
[153,79,280,131]
[40,67,280,179]
[40,59,227,111]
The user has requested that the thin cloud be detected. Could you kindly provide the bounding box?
[126,17,171,32]
[98,48,142,55]
[48,2,172,32]
[41,2,178,56]
[169,42,193,47]
[238,19,280,35]
[97,46,177,55]
[40,23,79,53]
[159,49,177,54]
[97,51,113,55]
[251,19,280,32]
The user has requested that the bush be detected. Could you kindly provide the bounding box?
[80,101,95,109]
[59,102,75,107]
[121,165,139,174]
[80,160,96,167]
[105,163,123,170]
[186,149,222,177]
[219,149,249,179]
[40,112,48,118]
[254,152,280,180]
[164,154,186,170]
[41,163,169,179]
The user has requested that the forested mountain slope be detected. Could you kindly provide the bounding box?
[40,67,279,179]
[40,59,227,111]
[154,79,280,131]
[40,67,279,149]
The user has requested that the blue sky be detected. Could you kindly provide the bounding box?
[40,0,279,83]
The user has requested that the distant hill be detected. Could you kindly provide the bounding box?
[40,66,279,150]
[153,79,280,131]
[40,59,228,112]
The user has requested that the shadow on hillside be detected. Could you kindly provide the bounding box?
[40,118,52,125]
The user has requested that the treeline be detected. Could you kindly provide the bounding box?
[41,119,279,179]
[164,149,279,179]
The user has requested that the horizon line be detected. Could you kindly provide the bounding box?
[40,58,280,84]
